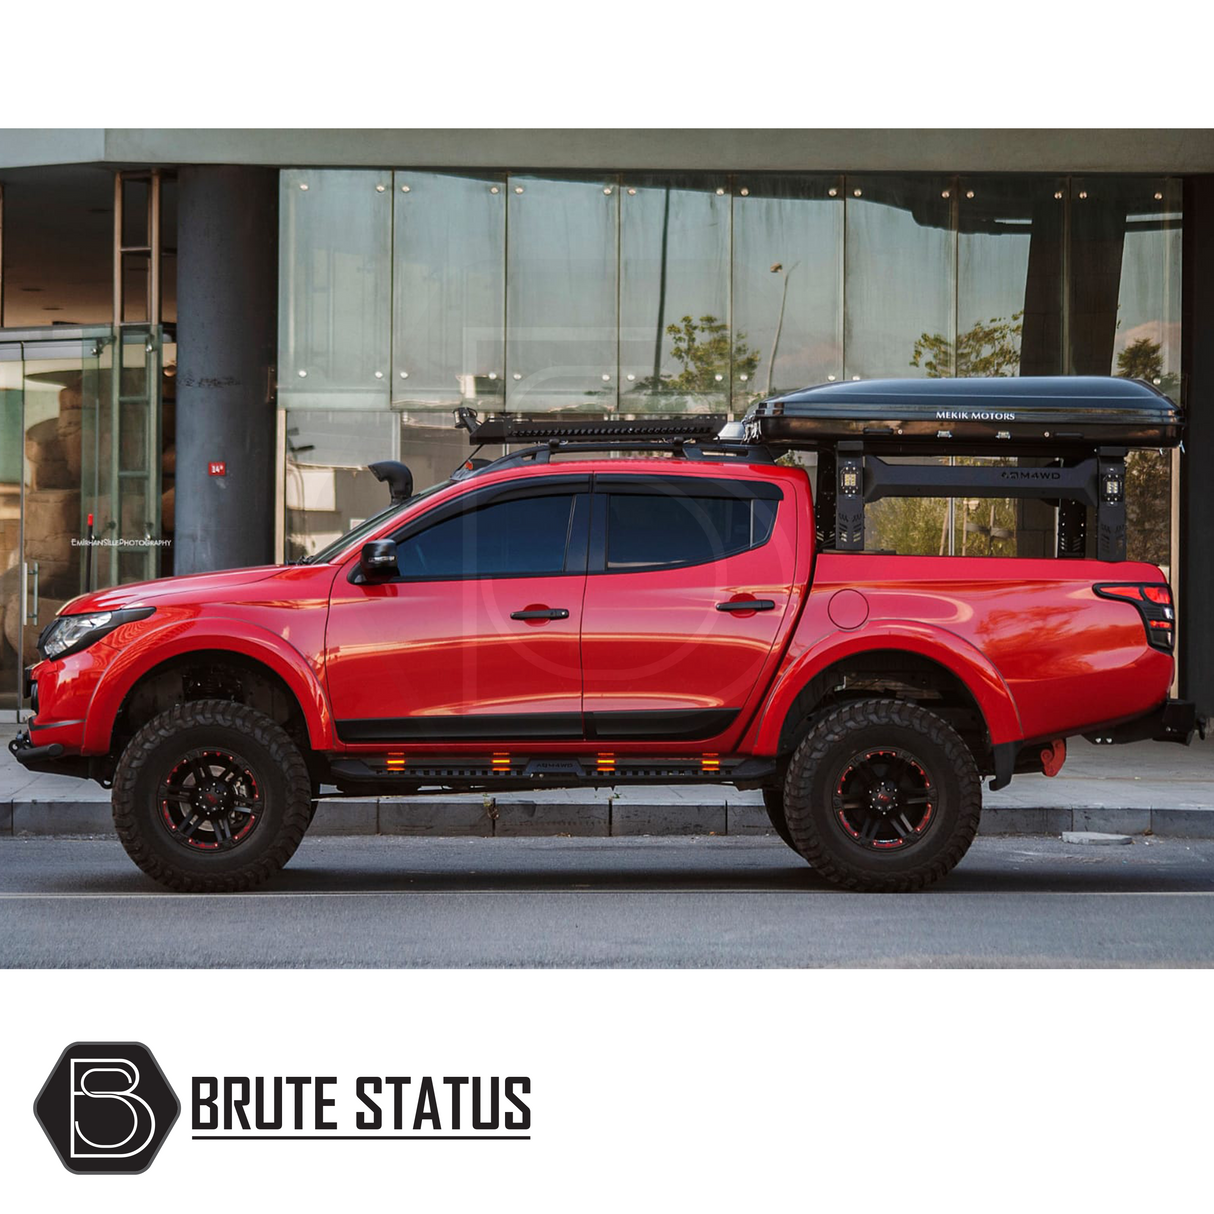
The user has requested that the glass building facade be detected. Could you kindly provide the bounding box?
[278,169,1182,567]
[0,165,176,712]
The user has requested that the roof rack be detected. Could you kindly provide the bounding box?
[449,408,772,478]
[454,407,731,445]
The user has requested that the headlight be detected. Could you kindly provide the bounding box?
[39,607,155,661]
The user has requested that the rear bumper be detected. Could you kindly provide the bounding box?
[992,698,1200,790]
[1083,698,1201,747]
[7,730,93,779]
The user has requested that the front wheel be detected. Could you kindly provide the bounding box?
[112,700,312,892]
[783,698,981,892]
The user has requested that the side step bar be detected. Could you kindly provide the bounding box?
[327,753,777,794]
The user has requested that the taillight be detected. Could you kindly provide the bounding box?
[1093,582,1175,652]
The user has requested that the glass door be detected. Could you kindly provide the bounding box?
[0,344,24,716]
[94,327,164,587]
[0,333,104,719]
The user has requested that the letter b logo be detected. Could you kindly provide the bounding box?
[35,1043,179,1174]
[70,1058,156,1158]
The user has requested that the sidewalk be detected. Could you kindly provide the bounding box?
[2,722,1210,838]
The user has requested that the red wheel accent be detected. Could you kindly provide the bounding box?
[830,745,937,852]
[156,746,264,853]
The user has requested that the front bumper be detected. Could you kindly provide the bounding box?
[7,730,93,779]
[1083,698,1202,747]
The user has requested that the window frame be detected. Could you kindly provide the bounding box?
[352,474,592,584]
[588,474,783,575]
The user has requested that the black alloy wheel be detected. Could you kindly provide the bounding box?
[831,746,936,852]
[157,747,264,852]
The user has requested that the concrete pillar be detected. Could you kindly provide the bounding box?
[174,166,278,572]
[1181,177,1214,720]
[1068,199,1126,376]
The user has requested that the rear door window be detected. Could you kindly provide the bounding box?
[603,481,779,571]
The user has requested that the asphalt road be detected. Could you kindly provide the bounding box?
[2,835,1214,968]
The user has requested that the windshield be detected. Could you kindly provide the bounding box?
[300,479,454,565]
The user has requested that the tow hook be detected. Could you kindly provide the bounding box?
[1040,738,1066,777]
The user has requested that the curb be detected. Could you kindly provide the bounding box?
[2,798,1214,839]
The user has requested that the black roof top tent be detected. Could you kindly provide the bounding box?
[743,376,1182,457]
[741,376,1183,561]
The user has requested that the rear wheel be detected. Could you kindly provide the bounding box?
[112,700,312,892]
[783,698,981,892]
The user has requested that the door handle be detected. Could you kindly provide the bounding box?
[716,599,776,612]
[25,561,40,624]
[510,608,570,620]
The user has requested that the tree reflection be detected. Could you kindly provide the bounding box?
[1117,338,1173,567]
[911,312,1024,378]
[633,315,758,399]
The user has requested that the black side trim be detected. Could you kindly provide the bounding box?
[585,708,739,741]
[593,474,782,500]
[587,490,608,573]
[564,494,591,574]
[335,713,584,743]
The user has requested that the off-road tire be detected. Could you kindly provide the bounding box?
[761,787,797,850]
[112,700,312,892]
[783,698,981,892]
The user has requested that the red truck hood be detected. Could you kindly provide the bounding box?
[59,565,288,614]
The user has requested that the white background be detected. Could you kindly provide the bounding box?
[1,969,1211,1211]
[3,4,1213,1210]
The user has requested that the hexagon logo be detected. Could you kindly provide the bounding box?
[34,1042,180,1174]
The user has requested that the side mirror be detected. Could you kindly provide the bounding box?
[359,539,399,581]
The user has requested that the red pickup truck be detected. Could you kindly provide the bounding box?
[10,378,1197,893]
